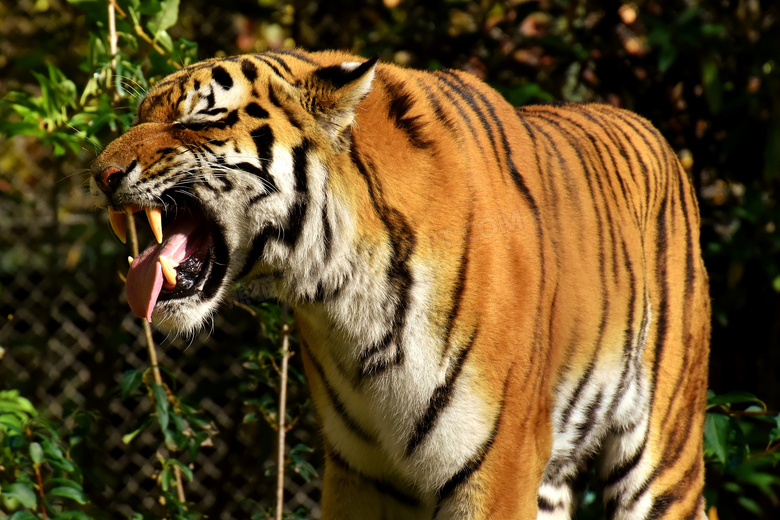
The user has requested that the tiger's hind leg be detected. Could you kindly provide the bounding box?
[599,253,710,517]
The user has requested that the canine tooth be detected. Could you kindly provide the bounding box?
[108,208,127,243]
[128,256,134,266]
[146,207,163,244]
[159,256,178,286]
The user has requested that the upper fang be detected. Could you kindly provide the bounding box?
[146,207,163,244]
[108,208,128,243]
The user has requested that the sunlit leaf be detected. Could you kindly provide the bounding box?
[49,486,89,504]
[2,482,37,509]
[29,442,43,465]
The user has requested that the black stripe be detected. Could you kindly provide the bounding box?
[281,141,311,247]
[257,56,287,81]
[251,124,274,159]
[382,76,434,149]
[236,226,280,280]
[440,79,551,398]
[241,59,257,83]
[574,389,603,445]
[178,120,225,132]
[609,239,640,418]
[646,493,674,520]
[245,102,269,119]
[201,222,229,299]
[558,362,595,427]
[196,107,227,116]
[604,441,645,486]
[262,53,294,75]
[225,110,239,127]
[302,344,376,443]
[322,199,333,262]
[268,48,318,65]
[205,90,215,109]
[235,162,277,194]
[211,65,233,90]
[417,78,459,137]
[406,329,478,455]
[537,495,558,511]
[267,82,281,107]
[567,106,641,231]
[442,214,472,358]
[291,140,309,192]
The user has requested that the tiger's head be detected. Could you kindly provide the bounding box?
[91,52,378,333]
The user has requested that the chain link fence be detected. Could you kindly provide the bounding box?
[0,135,321,518]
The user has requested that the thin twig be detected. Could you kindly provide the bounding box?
[126,211,186,506]
[275,305,291,520]
[174,464,186,503]
[34,463,48,520]
[125,210,162,386]
[107,0,119,99]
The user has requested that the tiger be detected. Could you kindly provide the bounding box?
[90,49,710,519]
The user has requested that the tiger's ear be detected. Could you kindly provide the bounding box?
[307,57,378,142]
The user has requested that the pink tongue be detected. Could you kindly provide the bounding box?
[125,216,202,322]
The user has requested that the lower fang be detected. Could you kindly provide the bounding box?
[159,256,178,286]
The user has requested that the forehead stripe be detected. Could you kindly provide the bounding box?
[211,65,233,90]
[241,59,258,82]
[246,102,270,119]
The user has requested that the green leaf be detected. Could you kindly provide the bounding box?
[29,442,44,465]
[120,369,145,399]
[155,30,174,54]
[0,391,38,416]
[704,412,730,465]
[737,495,763,516]
[47,478,84,491]
[152,383,170,432]
[159,464,172,492]
[146,0,180,38]
[707,390,765,409]
[3,482,38,509]
[9,512,39,520]
[49,486,89,505]
[42,438,75,472]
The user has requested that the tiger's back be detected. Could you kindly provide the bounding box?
[90,50,709,519]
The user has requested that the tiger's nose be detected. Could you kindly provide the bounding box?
[93,166,126,194]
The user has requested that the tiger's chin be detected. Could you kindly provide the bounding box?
[150,296,223,336]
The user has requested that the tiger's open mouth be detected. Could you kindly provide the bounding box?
[107,203,228,322]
